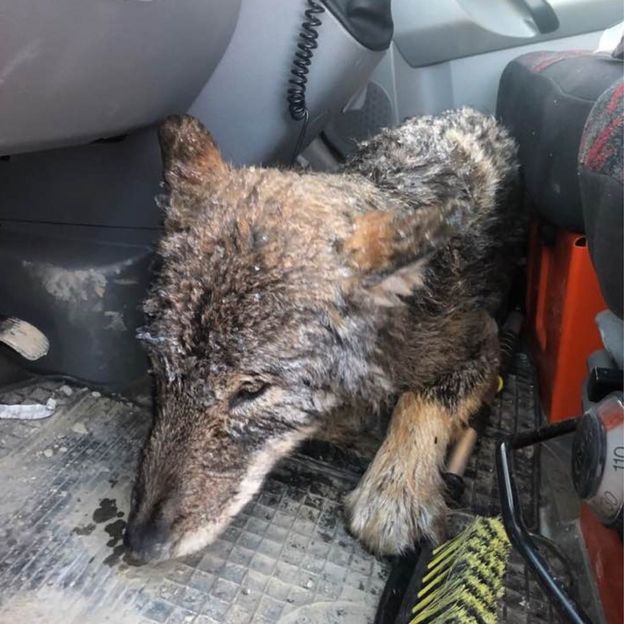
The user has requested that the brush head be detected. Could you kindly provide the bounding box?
[410,517,511,624]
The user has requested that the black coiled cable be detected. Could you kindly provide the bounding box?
[287,0,325,162]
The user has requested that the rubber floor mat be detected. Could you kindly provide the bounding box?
[0,381,388,624]
[0,354,596,623]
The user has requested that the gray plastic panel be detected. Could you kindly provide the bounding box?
[0,223,155,388]
[0,128,162,228]
[393,0,622,68]
[322,30,609,155]
[0,0,241,155]
[389,30,607,119]
[322,82,395,157]
[596,310,624,369]
[189,0,385,165]
[0,127,163,387]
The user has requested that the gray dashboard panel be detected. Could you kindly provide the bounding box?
[0,0,241,155]
[393,0,622,68]
[189,0,384,165]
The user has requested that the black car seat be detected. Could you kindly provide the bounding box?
[498,49,622,237]
[496,47,622,423]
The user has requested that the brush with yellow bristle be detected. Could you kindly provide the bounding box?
[406,517,511,624]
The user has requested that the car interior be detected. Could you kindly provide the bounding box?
[0,0,622,623]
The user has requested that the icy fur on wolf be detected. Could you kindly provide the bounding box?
[124,109,520,562]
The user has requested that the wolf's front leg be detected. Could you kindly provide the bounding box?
[345,393,451,554]
[345,389,485,555]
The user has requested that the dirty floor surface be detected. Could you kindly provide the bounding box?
[0,354,597,623]
[0,381,388,624]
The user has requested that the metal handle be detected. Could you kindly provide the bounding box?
[496,419,593,624]
[519,0,559,34]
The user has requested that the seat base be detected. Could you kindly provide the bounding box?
[526,223,606,422]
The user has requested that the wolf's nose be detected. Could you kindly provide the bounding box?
[123,515,172,562]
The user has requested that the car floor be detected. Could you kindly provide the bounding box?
[0,353,598,623]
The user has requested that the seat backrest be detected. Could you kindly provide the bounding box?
[578,78,624,317]
[497,50,622,232]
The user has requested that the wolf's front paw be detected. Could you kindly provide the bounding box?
[344,470,446,556]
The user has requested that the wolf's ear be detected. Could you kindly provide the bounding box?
[159,115,226,189]
[343,202,465,306]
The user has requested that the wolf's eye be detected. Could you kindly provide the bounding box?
[229,382,270,409]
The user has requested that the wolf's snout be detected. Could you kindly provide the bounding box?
[124,512,172,563]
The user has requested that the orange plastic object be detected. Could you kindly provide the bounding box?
[579,505,623,624]
[526,224,607,422]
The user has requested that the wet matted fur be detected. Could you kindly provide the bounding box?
[124,109,521,562]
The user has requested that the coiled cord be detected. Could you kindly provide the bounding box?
[287,0,325,162]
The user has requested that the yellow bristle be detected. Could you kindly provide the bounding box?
[423,540,463,582]
[410,517,511,624]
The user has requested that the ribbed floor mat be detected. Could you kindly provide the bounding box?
[0,381,388,624]
[0,353,593,623]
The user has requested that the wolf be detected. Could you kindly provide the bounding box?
[124,108,520,562]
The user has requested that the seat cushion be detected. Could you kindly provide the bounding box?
[497,50,623,232]
[579,80,624,317]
